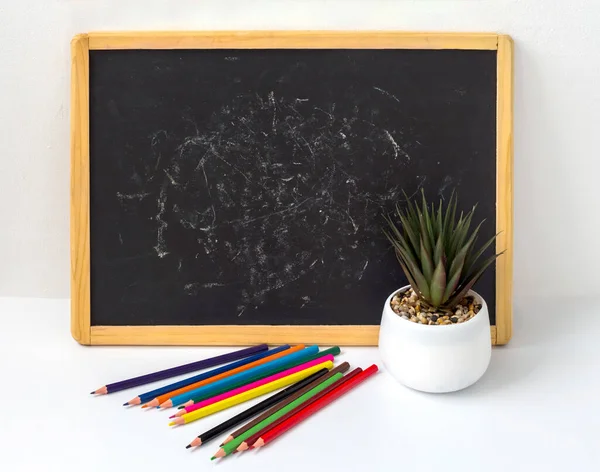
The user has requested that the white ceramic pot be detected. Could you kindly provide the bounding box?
[378,285,491,393]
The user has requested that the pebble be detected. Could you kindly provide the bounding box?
[391,288,480,325]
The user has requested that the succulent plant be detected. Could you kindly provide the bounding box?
[383,189,504,312]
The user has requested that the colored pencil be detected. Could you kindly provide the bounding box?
[172,355,335,418]
[185,368,331,449]
[161,346,320,408]
[250,364,379,450]
[219,361,351,447]
[211,371,344,459]
[238,367,363,451]
[174,346,340,409]
[145,344,305,408]
[124,345,295,406]
[90,344,268,395]
[169,360,333,426]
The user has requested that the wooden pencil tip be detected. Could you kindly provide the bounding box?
[185,445,191,449]
[168,422,175,426]
[236,442,249,452]
[251,438,264,449]
[212,448,226,459]
[221,435,233,445]
[122,402,129,406]
[143,399,159,408]
[189,438,201,448]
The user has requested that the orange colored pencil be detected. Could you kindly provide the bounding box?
[142,344,305,408]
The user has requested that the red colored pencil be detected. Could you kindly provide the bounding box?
[249,364,378,449]
[236,367,363,452]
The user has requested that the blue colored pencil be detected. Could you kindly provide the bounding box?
[160,346,319,409]
[124,345,291,406]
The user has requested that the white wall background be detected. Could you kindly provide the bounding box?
[1,0,598,304]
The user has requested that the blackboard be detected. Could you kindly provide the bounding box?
[70,32,513,346]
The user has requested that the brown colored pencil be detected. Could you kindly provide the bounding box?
[219,361,350,446]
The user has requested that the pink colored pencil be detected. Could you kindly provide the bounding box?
[170,354,335,418]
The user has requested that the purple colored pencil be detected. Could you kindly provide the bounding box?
[90,344,269,395]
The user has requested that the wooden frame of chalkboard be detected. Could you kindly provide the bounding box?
[70,31,513,346]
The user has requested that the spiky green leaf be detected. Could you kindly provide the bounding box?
[441,260,464,304]
[421,190,436,250]
[417,211,432,258]
[435,199,443,241]
[395,244,431,300]
[444,251,503,308]
[443,191,458,242]
[395,252,421,296]
[450,220,484,274]
[429,259,447,307]
[420,238,434,282]
[433,233,444,266]
[465,231,500,270]
[397,211,421,256]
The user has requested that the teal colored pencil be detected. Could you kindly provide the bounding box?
[182,347,341,407]
[160,346,319,408]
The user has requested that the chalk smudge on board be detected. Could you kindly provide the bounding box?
[123,90,422,312]
[153,185,169,258]
[373,86,401,104]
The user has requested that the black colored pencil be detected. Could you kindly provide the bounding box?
[185,368,330,448]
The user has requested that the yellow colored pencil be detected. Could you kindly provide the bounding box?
[168,361,333,426]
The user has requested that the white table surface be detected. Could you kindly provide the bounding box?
[1,297,599,471]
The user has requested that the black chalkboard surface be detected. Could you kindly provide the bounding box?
[71,32,513,345]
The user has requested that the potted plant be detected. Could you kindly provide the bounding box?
[378,190,504,393]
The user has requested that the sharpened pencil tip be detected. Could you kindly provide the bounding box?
[122,402,129,406]
[168,422,175,426]
[185,445,191,449]
[90,391,95,394]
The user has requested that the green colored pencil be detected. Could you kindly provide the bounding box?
[211,372,343,459]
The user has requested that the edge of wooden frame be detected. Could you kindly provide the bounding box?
[495,35,514,345]
[90,325,497,346]
[71,34,91,345]
[71,31,511,346]
[87,30,499,51]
